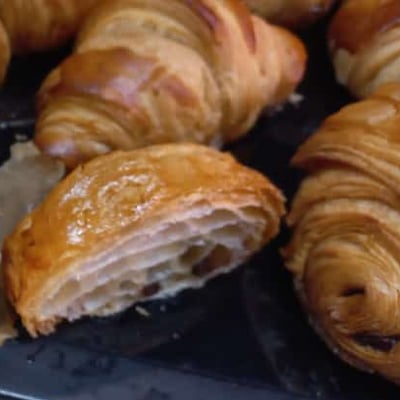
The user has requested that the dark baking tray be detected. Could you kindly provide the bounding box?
[0,16,399,400]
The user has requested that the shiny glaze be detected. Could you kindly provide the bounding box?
[3,144,284,333]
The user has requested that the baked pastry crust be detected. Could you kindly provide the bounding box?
[3,143,285,337]
[0,0,96,54]
[34,0,306,169]
[0,0,96,84]
[0,21,10,84]
[244,0,335,28]
[329,0,400,97]
[284,83,400,384]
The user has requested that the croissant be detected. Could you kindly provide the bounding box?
[329,0,400,98]
[283,83,400,384]
[0,0,96,84]
[244,0,336,27]
[3,143,285,337]
[34,0,306,169]
[0,20,9,84]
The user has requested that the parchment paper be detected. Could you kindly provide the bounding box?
[0,141,65,344]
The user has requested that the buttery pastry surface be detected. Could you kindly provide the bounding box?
[0,0,96,54]
[329,0,400,97]
[34,0,306,169]
[244,0,335,27]
[0,21,9,84]
[3,143,285,337]
[284,83,400,384]
[0,0,96,83]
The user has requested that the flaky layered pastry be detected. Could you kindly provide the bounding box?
[284,83,400,384]
[329,0,400,98]
[34,0,306,169]
[0,0,96,83]
[244,0,335,28]
[3,143,285,337]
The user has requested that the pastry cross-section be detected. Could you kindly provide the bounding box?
[3,143,285,337]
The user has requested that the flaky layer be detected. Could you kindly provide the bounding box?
[329,0,400,98]
[0,0,96,54]
[35,0,306,169]
[0,0,96,84]
[244,0,335,28]
[3,143,285,337]
[284,83,400,384]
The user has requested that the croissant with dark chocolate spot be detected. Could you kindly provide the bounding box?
[284,83,400,384]
[3,143,285,337]
[329,0,400,98]
[34,0,306,169]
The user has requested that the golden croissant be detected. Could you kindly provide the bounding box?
[0,20,9,84]
[329,0,400,98]
[0,0,96,83]
[34,0,306,169]
[3,143,285,337]
[284,83,400,384]
[244,0,335,27]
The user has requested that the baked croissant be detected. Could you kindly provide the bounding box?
[244,0,335,28]
[284,83,400,384]
[34,0,306,169]
[0,20,10,84]
[3,143,285,337]
[329,0,400,98]
[0,0,96,84]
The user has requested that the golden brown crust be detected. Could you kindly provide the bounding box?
[186,0,257,52]
[0,0,96,85]
[3,143,285,337]
[35,0,306,169]
[284,83,400,384]
[0,0,96,54]
[244,0,335,28]
[38,48,199,115]
[0,21,10,84]
[329,0,400,53]
[329,0,400,97]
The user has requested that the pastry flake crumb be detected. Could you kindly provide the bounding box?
[288,92,304,106]
[135,305,151,318]
[14,133,28,142]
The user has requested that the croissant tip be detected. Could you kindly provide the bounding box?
[270,26,307,103]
